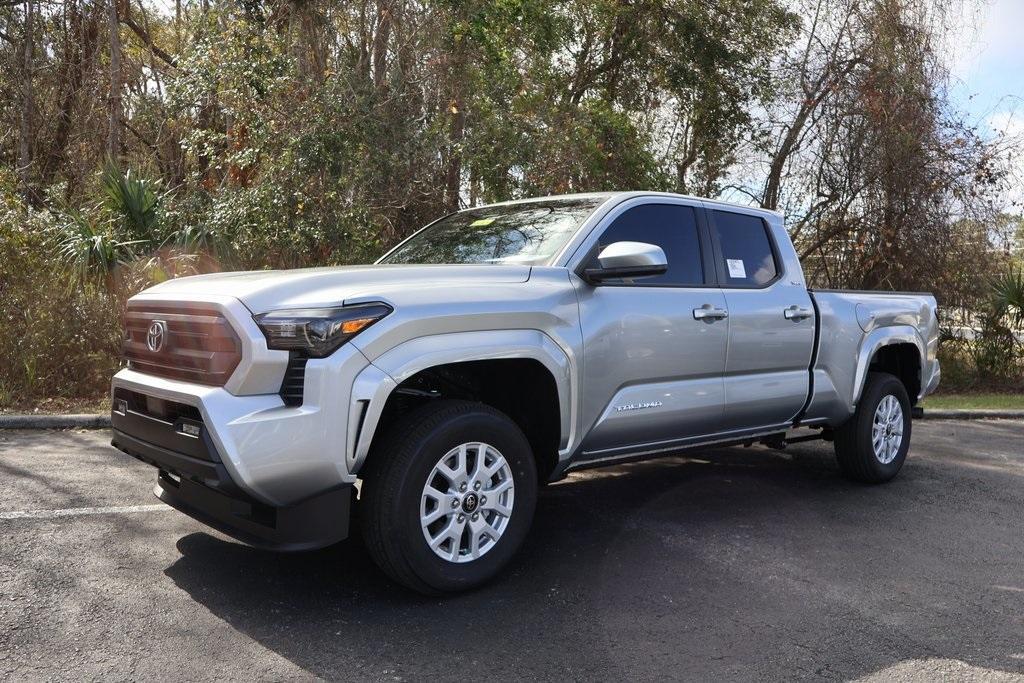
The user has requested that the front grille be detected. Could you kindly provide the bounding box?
[279,352,308,406]
[123,302,242,386]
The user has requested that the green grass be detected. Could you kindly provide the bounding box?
[922,393,1024,410]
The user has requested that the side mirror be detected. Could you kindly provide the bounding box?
[583,241,668,283]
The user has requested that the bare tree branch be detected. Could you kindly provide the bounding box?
[121,5,176,67]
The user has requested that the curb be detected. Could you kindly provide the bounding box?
[0,414,112,430]
[918,409,1024,420]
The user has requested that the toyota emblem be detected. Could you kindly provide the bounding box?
[146,320,168,352]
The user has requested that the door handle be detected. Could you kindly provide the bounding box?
[784,305,813,321]
[693,304,729,320]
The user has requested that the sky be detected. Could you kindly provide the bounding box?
[948,0,1024,152]
[945,0,1024,211]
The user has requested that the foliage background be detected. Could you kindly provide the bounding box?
[1,0,1023,407]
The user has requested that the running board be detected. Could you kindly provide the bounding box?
[567,425,794,473]
[762,428,833,451]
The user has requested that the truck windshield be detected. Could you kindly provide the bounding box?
[379,198,605,266]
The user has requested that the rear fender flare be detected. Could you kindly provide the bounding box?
[851,325,925,409]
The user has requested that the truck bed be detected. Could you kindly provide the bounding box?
[802,289,940,425]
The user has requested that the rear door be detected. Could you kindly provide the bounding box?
[573,199,729,458]
[707,209,815,431]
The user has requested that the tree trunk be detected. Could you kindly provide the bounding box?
[42,0,98,184]
[444,93,466,212]
[371,0,392,89]
[107,0,122,159]
[18,0,34,197]
[444,29,468,212]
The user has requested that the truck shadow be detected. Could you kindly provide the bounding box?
[163,441,1024,680]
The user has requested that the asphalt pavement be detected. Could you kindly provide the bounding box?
[2,421,1024,681]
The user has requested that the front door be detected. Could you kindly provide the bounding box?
[573,200,730,459]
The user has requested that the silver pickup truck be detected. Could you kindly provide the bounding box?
[110,191,940,593]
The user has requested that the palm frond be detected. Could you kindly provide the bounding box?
[56,210,141,282]
[992,266,1024,326]
[100,162,161,243]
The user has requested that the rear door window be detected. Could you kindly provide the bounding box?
[710,211,778,287]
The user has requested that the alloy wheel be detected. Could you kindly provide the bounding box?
[871,394,904,464]
[419,442,515,563]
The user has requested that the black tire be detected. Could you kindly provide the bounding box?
[834,371,912,483]
[359,399,538,595]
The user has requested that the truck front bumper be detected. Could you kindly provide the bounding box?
[110,389,353,551]
[153,472,351,552]
[110,338,373,500]
[109,339,375,550]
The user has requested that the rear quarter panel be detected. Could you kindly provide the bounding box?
[803,290,940,424]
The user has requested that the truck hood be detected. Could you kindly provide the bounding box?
[138,264,532,313]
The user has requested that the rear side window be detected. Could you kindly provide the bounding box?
[711,211,778,286]
[589,204,704,286]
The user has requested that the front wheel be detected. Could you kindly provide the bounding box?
[834,371,912,483]
[359,400,538,595]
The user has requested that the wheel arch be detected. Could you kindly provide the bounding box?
[852,326,925,409]
[348,330,576,481]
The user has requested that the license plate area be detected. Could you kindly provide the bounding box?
[146,395,170,419]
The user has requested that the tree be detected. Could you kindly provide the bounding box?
[17,0,32,197]
[107,0,122,159]
[745,0,1008,303]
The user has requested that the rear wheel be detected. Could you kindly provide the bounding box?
[359,400,538,594]
[834,371,912,483]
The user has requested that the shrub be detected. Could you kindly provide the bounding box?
[0,189,125,407]
[100,163,162,244]
[936,265,1024,391]
[993,266,1024,327]
[55,208,140,285]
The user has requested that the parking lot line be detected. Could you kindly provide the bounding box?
[0,503,169,520]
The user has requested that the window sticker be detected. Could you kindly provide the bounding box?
[726,259,746,279]
[470,217,496,227]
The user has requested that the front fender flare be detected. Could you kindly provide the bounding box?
[347,330,577,475]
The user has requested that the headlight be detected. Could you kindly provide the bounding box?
[253,303,392,358]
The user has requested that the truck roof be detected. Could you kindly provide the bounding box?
[465,191,783,220]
